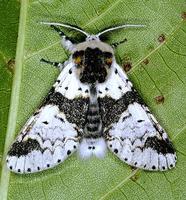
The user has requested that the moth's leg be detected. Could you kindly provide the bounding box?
[111,38,127,48]
[40,58,68,71]
[51,25,75,52]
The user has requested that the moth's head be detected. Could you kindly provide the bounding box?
[71,29,117,84]
[41,22,145,84]
[72,40,114,84]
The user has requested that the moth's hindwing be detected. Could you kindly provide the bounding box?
[99,61,176,171]
[6,62,89,173]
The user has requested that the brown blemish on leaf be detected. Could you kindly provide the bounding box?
[158,34,166,43]
[130,166,137,170]
[143,58,149,65]
[181,12,186,20]
[130,168,140,182]
[123,62,132,72]
[7,58,15,73]
[155,95,165,104]
[122,55,133,72]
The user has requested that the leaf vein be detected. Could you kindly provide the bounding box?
[98,169,139,200]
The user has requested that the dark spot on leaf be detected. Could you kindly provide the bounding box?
[143,58,149,65]
[124,158,128,161]
[155,95,165,104]
[47,164,50,168]
[57,159,61,163]
[65,87,68,90]
[158,34,166,43]
[78,87,82,91]
[170,164,173,168]
[37,166,40,170]
[69,69,72,74]
[7,58,15,73]
[181,12,186,20]
[73,145,76,149]
[162,166,165,170]
[115,69,118,74]
[130,170,140,182]
[10,166,12,170]
[123,61,132,72]
[105,87,109,91]
[152,165,156,170]
[85,89,89,93]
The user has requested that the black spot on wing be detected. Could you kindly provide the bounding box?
[8,138,42,157]
[144,136,175,154]
[42,121,49,124]
[137,120,144,123]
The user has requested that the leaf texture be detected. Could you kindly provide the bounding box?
[0,0,186,200]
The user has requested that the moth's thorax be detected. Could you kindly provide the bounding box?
[75,40,114,53]
[72,41,114,84]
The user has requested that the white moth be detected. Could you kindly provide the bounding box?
[6,22,177,173]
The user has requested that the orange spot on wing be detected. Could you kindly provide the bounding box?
[74,56,81,64]
[105,57,112,65]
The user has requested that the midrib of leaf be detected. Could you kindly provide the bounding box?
[0,1,28,199]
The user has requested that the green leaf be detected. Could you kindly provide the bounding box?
[0,0,20,179]
[1,0,186,199]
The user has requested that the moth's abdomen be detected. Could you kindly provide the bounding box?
[84,85,103,138]
[84,103,102,138]
[79,84,106,159]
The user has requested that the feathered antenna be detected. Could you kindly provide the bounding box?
[40,22,90,37]
[96,24,146,37]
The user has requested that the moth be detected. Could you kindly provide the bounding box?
[6,22,177,173]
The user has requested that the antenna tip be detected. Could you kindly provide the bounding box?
[40,22,49,25]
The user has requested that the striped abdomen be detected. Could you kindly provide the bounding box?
[84,86,102,138]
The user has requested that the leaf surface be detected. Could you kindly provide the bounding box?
[1,0,186,200]
[0,0,20,180]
